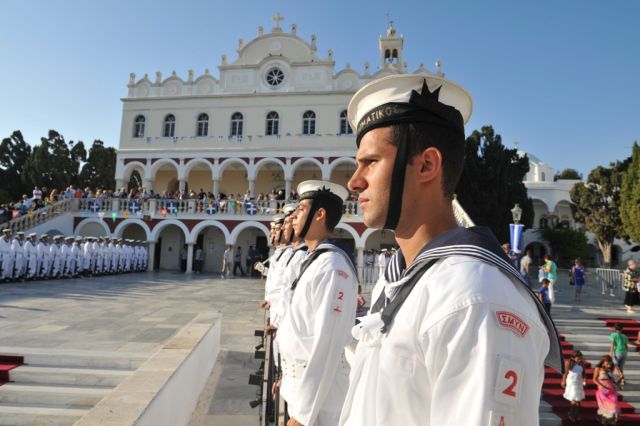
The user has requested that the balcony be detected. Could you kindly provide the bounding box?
[77,198,361,221]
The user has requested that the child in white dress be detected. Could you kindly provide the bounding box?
[562,350,587,423]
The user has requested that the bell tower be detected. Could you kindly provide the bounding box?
[379,21,403,71]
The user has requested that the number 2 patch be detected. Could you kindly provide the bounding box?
[494,357,523,406]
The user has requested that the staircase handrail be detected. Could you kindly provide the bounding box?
[0,198,78,234]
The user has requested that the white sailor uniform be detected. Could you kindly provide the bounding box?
[0,236,13,280]
[24,239,38,278]
[278,246,358,426]
[49,242,61,277]
[340,252,551,426]
[36,240,47,277]
[12,238,24,279]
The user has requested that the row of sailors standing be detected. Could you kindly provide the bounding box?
[260,180,359,426]
[0,228,149,282]
[254,73,561,426]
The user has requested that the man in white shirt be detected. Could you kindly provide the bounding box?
[340,74,561,425]
[520,248,533,288]
[278,180,357,426]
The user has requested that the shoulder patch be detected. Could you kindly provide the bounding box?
[495,311,529,337]
[336,269,349,279]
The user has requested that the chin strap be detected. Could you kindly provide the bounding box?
[298,198,320,240]
[383,125,410,230]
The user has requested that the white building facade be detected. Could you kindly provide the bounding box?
[92,19,416,273]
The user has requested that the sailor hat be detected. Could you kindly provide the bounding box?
[297,180,349,202]
[347,74,473,144]
[282,203,298,216]
[75,236,82,241]
[64,236,74,241]
[16,231,24,236]
[40,234,49,239]
[2,229,10,233]
[272,214,285,225]
[28,233,37,238]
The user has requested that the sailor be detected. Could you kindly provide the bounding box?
[74,237,84,276]
[24,233,38,280]
[82,237,92,275]
[0,229,13,282]
[110,238,120,273]
[58,236,69,278]
[261,214,286,317]
[66,237,80,278]
[141,242,149,271]
[118,239,127,273]
[339,74,560,425]
[92,237,102,275]
[277,180,358,426]
[49,235,62,278]
[271,203,308,329]
[12,232,26,280]
[36,234,49,279]
[376,249,386,281]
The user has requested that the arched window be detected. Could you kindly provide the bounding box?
[230,112,243,136]
[539,217,549,229]
[266,111,279,136]
[133,115,145,138]
[163,114,176,138]
[302,110,316,135]
[196,113,209,137]
[339,110,352,135]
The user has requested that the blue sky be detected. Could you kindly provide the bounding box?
[1,0,638,178]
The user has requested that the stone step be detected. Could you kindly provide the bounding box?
[0,403,87,426]
[0,347,147,370]
[9,365,131,387]
[0,383,109,408]
[539,410,562,426]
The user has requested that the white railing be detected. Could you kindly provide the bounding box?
[0,198,78,234]
[595,268,624,296]
[77,198,361,219]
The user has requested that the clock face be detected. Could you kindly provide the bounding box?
[265,67,285,87]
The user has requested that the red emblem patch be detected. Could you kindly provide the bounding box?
[336,270,349,279]
[496,311,529,337]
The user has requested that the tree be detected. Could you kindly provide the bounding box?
[540,227,588,267]
[79,140,116,190]
[555,168,582,181]
[621,142,640,243]
[455,125,533,244]
[0,130,33,203]
[570,160,630,267]
[23,130,86,191]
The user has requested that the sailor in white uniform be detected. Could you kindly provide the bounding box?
[36,234,49,279]
[262,214,287,317]
[24,233,38,279]
[74,237,84,276]
[81,237,91,275]
[340,74,561,426]
[0,229,14,281]
[12,232,26,280]
[49,236,62,278]
[67,237,80,278]
[278,180,358,426]
[61,237,73,277]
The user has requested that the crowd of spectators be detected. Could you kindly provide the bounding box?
[1,183,358,224]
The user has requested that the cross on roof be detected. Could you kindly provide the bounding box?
[273,12,284,28]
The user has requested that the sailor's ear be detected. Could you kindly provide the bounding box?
[415,147,442,184]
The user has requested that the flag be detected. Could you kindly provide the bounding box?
[509,223,525,254]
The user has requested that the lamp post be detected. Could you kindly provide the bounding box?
[509,203,524,254]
